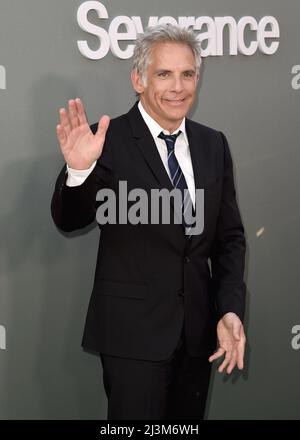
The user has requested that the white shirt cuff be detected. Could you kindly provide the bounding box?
[66,161,97,187]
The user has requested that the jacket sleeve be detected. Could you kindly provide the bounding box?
[50,124,113,232]
[210,132,246,322]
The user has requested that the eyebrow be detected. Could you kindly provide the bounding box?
[183,69,196,75]
[155,69,171,74]
[154,69,196,74]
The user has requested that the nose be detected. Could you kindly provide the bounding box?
[171,75,184,93]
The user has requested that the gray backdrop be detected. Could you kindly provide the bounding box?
[0,0,299,419]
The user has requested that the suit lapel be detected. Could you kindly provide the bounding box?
[126,102,207,241]
[186,118,208,192]
[126,101,174,192]
[185,119,210,245]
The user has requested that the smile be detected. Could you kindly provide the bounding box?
[164,98,186,105]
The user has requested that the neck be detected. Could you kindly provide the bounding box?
[164,122,182,134]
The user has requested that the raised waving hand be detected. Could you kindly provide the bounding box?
[56,98,110,170]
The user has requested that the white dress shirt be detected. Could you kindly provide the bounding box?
[66,101,195,207]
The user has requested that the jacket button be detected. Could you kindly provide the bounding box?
[185,256,191,263]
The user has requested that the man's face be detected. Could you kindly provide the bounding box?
[131,42,199,132]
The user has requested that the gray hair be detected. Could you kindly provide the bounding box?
[132,24,202,86]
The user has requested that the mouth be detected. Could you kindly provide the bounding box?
[163,98,186,105]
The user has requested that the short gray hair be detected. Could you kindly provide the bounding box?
[132,24,202,86]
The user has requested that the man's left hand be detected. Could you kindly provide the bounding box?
[208,312,246,374]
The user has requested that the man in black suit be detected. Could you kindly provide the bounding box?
[51,24,247,420]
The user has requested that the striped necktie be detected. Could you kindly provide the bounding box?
[158,131,195,237]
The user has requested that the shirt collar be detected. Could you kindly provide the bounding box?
[138,100,188,144]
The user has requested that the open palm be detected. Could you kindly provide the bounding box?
[56,98,110,170]
[209,312,246,374]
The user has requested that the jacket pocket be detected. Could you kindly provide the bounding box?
[94,279,147,300]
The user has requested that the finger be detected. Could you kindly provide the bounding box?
[56,124,67,147]
[218,350,232,373]
[226,349,237,374]
[59,108,71,136]
[68,99,79,129]
[208,347,225,362]
[95,115,110,141]
[75,97,88,126]
[236,336,246,370]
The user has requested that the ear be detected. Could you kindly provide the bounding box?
[131,69,145,94]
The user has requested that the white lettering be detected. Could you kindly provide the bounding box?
[156,16,178,26]
[178,16,196,31]
[237,17,258,56]
[215,16,238,56]
[131,16,143,35]
[76,2,280,60]
[77,0,110,60]
[291,65,300,90]
[257,16,280,55]
[0,325,6,350]
[291,325,300,350]
[194,17,216,57]
[0,65,6,90]
[109,16,137,59]
[148,16,159,27]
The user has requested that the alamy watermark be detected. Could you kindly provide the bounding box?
[0,325,6,350]
[0,65,6,90]
[291,65,300,90]
[96,181,204,235]
[291,324,300,350]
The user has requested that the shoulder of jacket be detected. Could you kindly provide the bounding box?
[90,112,128,136]
[186,118,222,138]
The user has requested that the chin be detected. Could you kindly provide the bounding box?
[162,103,189,117]
[168,109,187,119]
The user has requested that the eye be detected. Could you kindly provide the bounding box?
[158,71,169,78]
[183,71,194,78]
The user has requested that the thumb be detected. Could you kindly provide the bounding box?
[233,322,241,341]
[96,115,110,139]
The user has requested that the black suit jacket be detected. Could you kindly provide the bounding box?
[51,101,246,361]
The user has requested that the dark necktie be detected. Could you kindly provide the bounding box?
[158,131,195,237]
